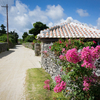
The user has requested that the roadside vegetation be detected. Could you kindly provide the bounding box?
[0,24,19,46]
[25,68,64,100]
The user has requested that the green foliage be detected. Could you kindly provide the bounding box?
[7,48,9,51]
[22,32,28,41]
[9,31,19,44]
[0,24,19,44]
[29,21,49,36]
[51,38,94,56]
[18,39,23,44]
[0,34,7,42]
[24,35,35,42]
[0,24,6,36]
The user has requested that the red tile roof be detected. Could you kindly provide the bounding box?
[37,22,100,39]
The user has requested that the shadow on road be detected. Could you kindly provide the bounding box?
[0,50,15,59]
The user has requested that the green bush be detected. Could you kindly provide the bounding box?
[24,35,35,42]
[0,34,7,42]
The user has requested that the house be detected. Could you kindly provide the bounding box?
[37,21,100,80]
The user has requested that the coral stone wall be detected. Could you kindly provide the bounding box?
[0,43,8,53]
[22,42,33,49]
[41,42,65,81]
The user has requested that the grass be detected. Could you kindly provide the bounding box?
[25,68,65,100]
[0,41,4,43]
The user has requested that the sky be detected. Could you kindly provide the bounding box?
[0,0,100,38]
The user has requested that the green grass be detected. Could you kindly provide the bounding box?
[25,68,65,100]
[0,41,4,43]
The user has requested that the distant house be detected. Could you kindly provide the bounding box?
[37,21,100,80]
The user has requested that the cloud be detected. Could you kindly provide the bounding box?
[76,9,89,17]
[46,5,64,20]
[0,0,14,15]
[7,1,65,38]
[50,17,81,27]
[97,17,100,29]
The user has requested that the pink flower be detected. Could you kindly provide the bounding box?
[59,40,62,44]
[54,81,66,93]
[83,80,90,91]
[44,84,50,90]
[59,55,64,60]
[93,41,96,44]
[81,46,100,69]
[44,79,50,84]
[62,48,65,53]
[65,48,81,64]
[43,51,47,53]
[49,46,51,49]
[55,75,61,84]
[66,44,68,47]
[32,42,34,45]
[83,74,98,91]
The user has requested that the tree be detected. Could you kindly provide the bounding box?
[29,22,49,36]
[9,31,19,44]
[22,32,28,41]
[24,35,35,42]
[0,24,6,36]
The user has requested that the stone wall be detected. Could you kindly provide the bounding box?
[41,42,65,81]
[0,43,8,53]
[34,43,41,56]
[22,42,33,49]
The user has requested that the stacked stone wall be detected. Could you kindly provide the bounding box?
[0,43,8,53]
[41,42,65,81]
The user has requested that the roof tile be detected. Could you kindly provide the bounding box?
[37,22,100,39]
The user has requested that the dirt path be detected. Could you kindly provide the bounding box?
[0,45,41,100]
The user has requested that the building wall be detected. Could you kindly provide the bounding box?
[0,43,8,53]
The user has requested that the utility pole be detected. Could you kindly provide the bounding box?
[1,4,9,45]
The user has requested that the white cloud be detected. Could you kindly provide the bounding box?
[51,17,81,26]
[7,1,65,38]
[76,9,89,17]
[46,5,64,20]
[97,17,100,29]
[0,0,14,15]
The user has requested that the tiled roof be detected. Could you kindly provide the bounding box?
[37,22,100,39]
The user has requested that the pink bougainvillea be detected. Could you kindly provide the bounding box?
[62,48,65,53]
[44,84,50,90]
[55,75,61,84]
[66,44,68,47]
[49,46,51,49]
[44,79,50,84]
[83,73,98,91]
[65,48,81,64]
[59,40,62,44]
[43,51,47,53]
[83,80,90,91]
[81,46,100,69]
[54,81,66,93]
[93,41,96,44]
[59,55,64,60]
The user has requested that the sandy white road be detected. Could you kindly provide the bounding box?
[0,45,41,100]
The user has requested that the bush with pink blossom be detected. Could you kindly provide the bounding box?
[48,39,100,99]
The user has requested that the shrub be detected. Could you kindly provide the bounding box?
[44,39,100,100]
[24,35,35,42]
